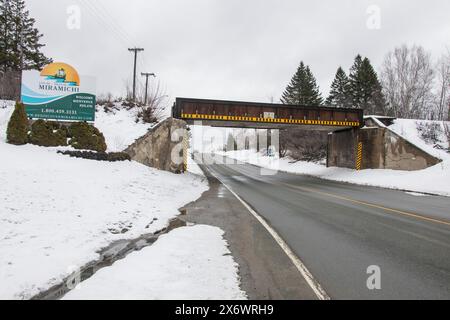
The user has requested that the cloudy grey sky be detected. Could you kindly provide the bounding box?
[26,0,450,105]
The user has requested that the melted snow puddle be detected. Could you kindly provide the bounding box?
[31,217,188,300]
[405,192,430,197]
[218,185,227,198]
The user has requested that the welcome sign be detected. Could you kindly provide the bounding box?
[21,62,96,121]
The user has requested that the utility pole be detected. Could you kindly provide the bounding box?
[128,47,144,102]
[141,72,156,105]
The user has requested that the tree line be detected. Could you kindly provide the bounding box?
[281,47,450,121]
[1,0,449,121]
[0,0,51,99]
[0,0,51,72]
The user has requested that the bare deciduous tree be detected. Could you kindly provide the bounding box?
[136,80,168,123]
[123,78,168,123]
[380,45,435,119]
[435,50,450,121]
[280,129,328,162]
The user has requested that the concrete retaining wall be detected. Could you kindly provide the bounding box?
[327,127,441,171]
[124,118,187,173]
[327,128,358,169]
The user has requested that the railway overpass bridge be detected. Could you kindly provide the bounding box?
[125,97,439,173]
[172,97,363,131]
[172,97,366,170]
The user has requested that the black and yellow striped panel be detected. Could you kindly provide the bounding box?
[355,142,363,171]
[183,130,189,172]
[180,113,360,127]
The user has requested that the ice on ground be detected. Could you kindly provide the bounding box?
[63,225,246,300]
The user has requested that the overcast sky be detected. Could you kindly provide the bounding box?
[27,0,450,105]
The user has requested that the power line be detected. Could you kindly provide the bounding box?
[89,0,137,45]
[76,0,133,46]
[80,0,131,44]
[75,1,152,101]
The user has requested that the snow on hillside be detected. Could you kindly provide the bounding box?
[389,119,450,161]
[63,225,246,300]
[0,102,217,299]
[95,105,153,152]
[220,118,450,196]
[0,100,15,109]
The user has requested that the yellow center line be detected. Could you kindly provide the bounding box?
[281,183,450,227]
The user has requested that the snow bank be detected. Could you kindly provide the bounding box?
[95,105,153,152]
[389,119,450,161]
[0,104,209,299]
[63,225,246,300]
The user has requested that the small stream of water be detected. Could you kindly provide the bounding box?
[31,217,187,300]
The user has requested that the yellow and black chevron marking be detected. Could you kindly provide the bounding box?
[356,142,363,171]
[183,129,189,172]
[181,113,360,127]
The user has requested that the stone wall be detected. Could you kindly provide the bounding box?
[124,118,187,173]
[327,127,441,171]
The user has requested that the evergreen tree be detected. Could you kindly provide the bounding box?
[281,61,323,106]
[326,67,352,108]
[348,55,386,114]
[348,55,364,107]
[7,101,28,145]
[0,0,51,72]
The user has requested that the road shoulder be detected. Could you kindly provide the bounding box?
[180,165,318,300]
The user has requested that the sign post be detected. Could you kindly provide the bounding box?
[21,62,96,122]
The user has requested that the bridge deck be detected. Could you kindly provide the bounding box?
[173,98,363,130]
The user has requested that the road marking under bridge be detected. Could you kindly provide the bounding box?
[206,166,331,301]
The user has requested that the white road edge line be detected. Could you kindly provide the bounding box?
[207,167,331,301]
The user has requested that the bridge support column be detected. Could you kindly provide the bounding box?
[125,118,187,173]
[327,128,360,169]
[256,129,268,154]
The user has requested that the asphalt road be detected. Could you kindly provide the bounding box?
[201,155,450,300]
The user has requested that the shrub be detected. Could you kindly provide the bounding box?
[280,128,328,162]
[57,150,131,162]
[29,120,67,147]
[416,121,443,145]
[6,102,29,145]
[121,99,136,109]
[68,122,107,152]
[137,106,158,124]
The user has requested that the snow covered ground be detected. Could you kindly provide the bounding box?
[389,119,449,160]
[63,225,246,300]
[0,102,245,300]
[95,104,153,152]
[187,149,205,176]
[220,119,450,196]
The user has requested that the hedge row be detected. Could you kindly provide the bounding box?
[6,102,107,152]
[29,120,68,147]
[67,122,107,152]
[57,150,131,162]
